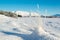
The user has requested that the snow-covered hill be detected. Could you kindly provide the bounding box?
[15,11,40,16]
[0,15,60,40]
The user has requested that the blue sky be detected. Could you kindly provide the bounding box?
[0,0,60,15]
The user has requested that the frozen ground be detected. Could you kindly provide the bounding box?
[0,15,60,40]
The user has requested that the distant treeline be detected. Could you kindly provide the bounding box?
[41,15,60,18]
[0,11,60,18]
[0,11,23,18]
[0,11,18,18]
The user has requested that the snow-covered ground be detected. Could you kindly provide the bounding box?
[0,15,60,40]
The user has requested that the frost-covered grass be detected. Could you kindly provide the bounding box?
[0,15,60,40]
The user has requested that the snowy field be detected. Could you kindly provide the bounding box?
[0,15,60,40]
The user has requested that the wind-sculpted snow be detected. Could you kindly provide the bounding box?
[0,15,60,40]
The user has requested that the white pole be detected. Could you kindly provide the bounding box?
[37,4,40,15]
[37,4,44,35]
[45,9,47,18]
[37,4,49,36]
[29,10,31,17]
[36,4,44,35]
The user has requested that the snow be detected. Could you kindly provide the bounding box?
[31,12,40,16]
[0,14,60,40]
[15,11,40,16]
[15,11,29,16]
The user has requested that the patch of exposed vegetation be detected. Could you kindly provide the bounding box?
[0,11,18,18]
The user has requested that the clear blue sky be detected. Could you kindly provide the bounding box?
[0,0,60,15]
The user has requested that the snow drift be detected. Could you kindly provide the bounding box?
[0,14,60,40]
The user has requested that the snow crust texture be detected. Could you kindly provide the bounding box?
[0,15,60,40]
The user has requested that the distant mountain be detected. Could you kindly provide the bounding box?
[15,11,40,16]
[0,10,41,18]
[53,14,60,16]
[41,14,60,18]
